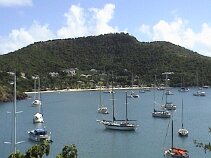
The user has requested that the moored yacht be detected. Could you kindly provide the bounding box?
[152,109,171,118]
[33,113,44,123]
[28,128,51,142]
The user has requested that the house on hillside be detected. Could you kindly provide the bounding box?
[63,68,76,76]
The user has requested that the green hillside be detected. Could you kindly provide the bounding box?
[0,33,211,95]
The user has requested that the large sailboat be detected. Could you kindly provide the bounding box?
[164,114,189,158]
[97,84,109,114]
[32,76,42,106]
[99,89,137,131]
[178,96,188,136]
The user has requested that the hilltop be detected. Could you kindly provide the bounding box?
[0,33,211,99]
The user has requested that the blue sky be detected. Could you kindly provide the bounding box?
[1,0,211,57]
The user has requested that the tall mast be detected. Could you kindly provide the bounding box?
[99,83,102,106]
[38,76,41,100]
[111,72,115,122]
[171,118,174,149]
[153,75,156,110]
[4,73,24,154]
[14,74,17,153]
[125,92,128,123]
[181,96,184,129]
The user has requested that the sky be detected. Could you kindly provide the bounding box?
[1,0,211,57]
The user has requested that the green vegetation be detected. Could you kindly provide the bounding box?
[8,141,77,158]
[0,33,211,101]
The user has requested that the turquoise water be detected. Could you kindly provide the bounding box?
[0,88,211,158]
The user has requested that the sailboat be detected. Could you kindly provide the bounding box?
[164,115,189,158]
[178,96,188,136]
[193,72,206,96]
[152,75,171,118]
[97,84,109,114]
[178,76,189,92]
[28,77,51,142]
[4,73,25,155]
[99,89,137,131]
[32,76,44,123]
[161,72,176,110]
[32,76,42,106]
[127,73,139,98]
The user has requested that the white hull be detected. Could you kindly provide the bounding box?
[178,128,188,136]
[28,129,51,142]
[32,99,41,106]
[102,121,136,131]
[98,106,109,114]
[152,110,171,118]
[162,103,176,110]
[193,91,206,96]
[33,113,44,123]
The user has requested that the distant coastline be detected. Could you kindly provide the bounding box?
[25,86,147,94]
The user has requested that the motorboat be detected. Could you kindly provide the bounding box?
[127,91,139,98]
[162,102,176,110]
[152,109,171,118]
[98,106,109,114]
[28,128,51,142]
[193,90,206,96]
[178,87,189,92]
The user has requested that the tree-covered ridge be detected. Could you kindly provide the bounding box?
[0,32,211,92]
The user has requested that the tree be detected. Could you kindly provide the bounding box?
[25,140,50,158]
[56,144,77,158]
[8,151,24,158]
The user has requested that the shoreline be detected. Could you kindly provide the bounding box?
[25,86,150,94]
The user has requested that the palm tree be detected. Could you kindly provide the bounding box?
[57,144,77,158]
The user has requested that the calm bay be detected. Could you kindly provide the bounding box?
[0,88,211,158]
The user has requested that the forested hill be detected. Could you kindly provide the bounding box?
[0,33,211,87]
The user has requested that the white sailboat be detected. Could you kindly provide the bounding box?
[32,76,42,106]
[161,72,176,110]
[29,77,51,142]
[32,76,44,123]
[4,73,24,154]
[178,76,189,92]
[97,84,109,114]
[99,88,137,131]
[193,72,206,96]
[164,115,189,158]
[28,128,51,142]
[127,73,139,98]
[178,96,188,136]
[152,75,171,118]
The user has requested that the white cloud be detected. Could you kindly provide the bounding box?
[57,4,118,38]
[139,18,211,57]
[0,21,54,54]
[0,0,32,7]
[0,3,118,54]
